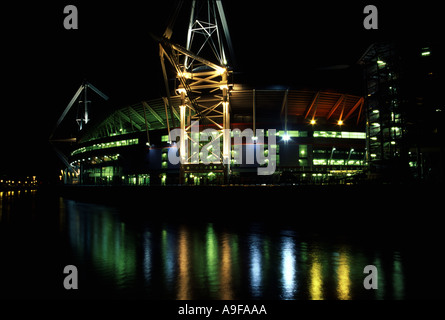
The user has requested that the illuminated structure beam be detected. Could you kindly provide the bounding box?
[304,91,320,119]
[327,95,345,120]
[343,97,365,122]
[155,0,233,184]
[142,101,165,126]
[117,110,142,131]
[281,89,289,134]
[356,98,365,125]
[310,92,320,122]
[50,80,108,175]
[128,106,147,126]
[50,84,84,139]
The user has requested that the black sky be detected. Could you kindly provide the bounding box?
[1,1,441,179]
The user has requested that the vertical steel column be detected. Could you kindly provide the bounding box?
[253,89,256,134]
[179,100,187,185]
[180,101,187,164]
[222,71,230,182]
[283,89,289,136]
[84,83,89,126]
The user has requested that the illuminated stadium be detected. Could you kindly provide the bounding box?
[54,87,365,186]
[51,1,367,186]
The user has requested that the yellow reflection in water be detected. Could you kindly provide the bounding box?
[220,233,233,300]
[177,226,191,300]
[310,258,323,300]
[337,252,351,300]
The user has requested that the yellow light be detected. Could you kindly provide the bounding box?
[338,120,344,126]
[310,119,316,125]
[178,71,192,79]
[218,67,227,75]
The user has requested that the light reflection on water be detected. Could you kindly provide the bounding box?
[281,236,297,299]
[62,199,406,300]
[249,233,262,298]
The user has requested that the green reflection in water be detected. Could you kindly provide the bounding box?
[92,213,136,287]
[373,256,385,300]
[161,226,175,288]
[66,201,137,289]
[206,223,219,297]
[393,252,405,300]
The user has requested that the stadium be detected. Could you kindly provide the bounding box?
[51,1,367,186]
[56,87,366,186]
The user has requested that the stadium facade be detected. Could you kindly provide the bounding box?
[60,87,366,186]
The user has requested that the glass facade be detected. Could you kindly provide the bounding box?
[360,43,406,165]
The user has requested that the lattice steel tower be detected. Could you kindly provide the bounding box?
[155,0,235,184]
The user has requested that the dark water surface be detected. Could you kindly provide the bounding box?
[0,187,443,300]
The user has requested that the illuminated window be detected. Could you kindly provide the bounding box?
[161,135,169,142]
[421,47,431,57]
[313,131,365,139]
[277,131,307,138]
[299,145,307,158]
[313,159,327,165]
[138,174,150,186]
[71,138,139,155]
[331,159,345,166]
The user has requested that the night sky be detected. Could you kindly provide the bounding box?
[1,1,441,180]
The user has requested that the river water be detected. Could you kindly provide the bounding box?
[0,187,443,300]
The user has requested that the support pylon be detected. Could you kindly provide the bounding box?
[156,0,234,185]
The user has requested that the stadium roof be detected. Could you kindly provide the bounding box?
[79,88,364,143]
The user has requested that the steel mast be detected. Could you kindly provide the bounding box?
[156,0,234,185]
